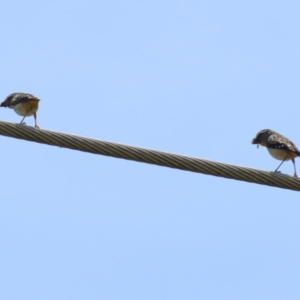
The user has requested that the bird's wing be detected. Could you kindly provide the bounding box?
[11,93,38,106]
[268,134,300,155]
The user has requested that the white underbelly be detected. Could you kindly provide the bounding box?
[267,147,291,161]
[13,103,37,116]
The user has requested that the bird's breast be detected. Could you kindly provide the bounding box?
[13,100,39,116]
[267,147,296,160]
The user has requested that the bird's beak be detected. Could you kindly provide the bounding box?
[251,138,259,149]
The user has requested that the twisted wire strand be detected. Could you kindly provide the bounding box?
[0,120,299,191]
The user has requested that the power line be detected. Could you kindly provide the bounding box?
[0,120,299,191]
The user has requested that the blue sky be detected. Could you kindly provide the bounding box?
[1,1,300,299]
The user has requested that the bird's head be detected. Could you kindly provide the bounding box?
[251,129,275,148]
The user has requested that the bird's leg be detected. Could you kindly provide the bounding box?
[20,108,31,125]
[34,112,39,129]
[274,158,286,173]
[20,115,27,125]
[292,158,298,178]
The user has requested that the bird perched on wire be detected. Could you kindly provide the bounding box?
[252,129,300,177]
[0,92,40,128]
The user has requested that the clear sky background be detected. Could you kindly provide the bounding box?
[0,1,300,299]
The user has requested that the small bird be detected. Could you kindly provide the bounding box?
[0,92,40,128]
[252,129,300,177]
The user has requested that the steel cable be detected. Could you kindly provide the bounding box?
[0,120,299,191]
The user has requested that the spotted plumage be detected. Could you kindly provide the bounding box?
[252,129,300,177]
[0,92,40,128]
